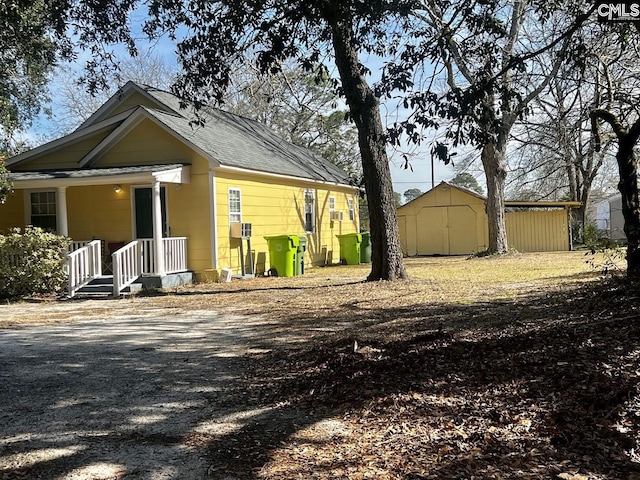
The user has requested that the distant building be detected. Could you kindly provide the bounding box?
[396,182,581,255]
[590,194,625,240]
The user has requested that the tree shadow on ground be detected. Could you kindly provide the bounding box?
[200,278,640,478]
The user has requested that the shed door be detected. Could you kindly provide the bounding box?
[415,206,478,255]
[447,206,478,255]
[416,207,447,255]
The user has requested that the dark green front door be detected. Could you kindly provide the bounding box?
[134,187,167,238]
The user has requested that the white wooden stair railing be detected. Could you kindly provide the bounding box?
[112,240,143,296]
[68,240,102,297]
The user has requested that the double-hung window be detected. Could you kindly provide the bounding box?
[229,188,242,224]
[348,198,355,221]
[30,191,57,231]
[304,189,315,233]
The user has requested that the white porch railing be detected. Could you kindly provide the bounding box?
[112,241,143,296]
[68,240,102,297]
[70,240,90,252]
[140,239,155,274]
[163,237,188,273]
[139,237,188,274]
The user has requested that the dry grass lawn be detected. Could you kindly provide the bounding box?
[158,251,603,319]
[0,250,604,329]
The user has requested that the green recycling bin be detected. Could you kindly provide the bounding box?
[336,233,362,265]
[360,232,371,264]
[264,235,299,277]
[296,236,307,275]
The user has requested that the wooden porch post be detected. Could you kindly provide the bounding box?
[57,186,69,237]
[152,180,165,275]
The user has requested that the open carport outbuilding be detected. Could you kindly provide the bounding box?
[397,182,581,256]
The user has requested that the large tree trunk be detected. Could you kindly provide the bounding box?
[591,109,640,278]
[576,177,593,241]
[328,16,407,280]
[566,161,578,203]
[616,135,640,278]
[481,138,509,254]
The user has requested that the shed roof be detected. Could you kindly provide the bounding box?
[398,182,582,210]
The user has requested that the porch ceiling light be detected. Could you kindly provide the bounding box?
[114,185,122,193]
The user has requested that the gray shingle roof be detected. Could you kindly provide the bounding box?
[141,84,352,184]
[9,82,354,187]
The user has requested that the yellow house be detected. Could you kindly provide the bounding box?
[1,82,359,295]
[397,182,580,256]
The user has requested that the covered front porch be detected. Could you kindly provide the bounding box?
[10,164,194,297]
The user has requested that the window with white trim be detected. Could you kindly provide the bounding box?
[348,197,355,221]
[229,188,242,223]
[304,189,315,233]
[30,191,57,231]
[329,196,335,214]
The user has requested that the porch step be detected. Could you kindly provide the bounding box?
[74,276,143,297]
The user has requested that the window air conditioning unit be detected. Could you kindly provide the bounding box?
[230,222,241,238]
[330,211,343,222]
[230,222,252,238]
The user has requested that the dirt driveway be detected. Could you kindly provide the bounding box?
[0,302,315,480]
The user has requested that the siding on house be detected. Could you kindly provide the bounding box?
[10,131,113,171]
[215,169,358,275]
[95,119,202,168]
[164,161,213,276]
[67,185,133,242]
[0,193,25,233]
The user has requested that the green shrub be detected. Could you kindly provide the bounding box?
[0,227,70,299]
[582,222,603,249]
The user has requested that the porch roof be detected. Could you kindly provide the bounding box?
[9,164,190,189]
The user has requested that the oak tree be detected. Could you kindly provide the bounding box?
[450,173,484,195]
[385,1,596,254]
[403,188,423,203]
[138,0,411,280]
[508,24,629,238]
[0,159,12,204]
[0,0,65,150]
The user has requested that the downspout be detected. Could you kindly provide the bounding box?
[209,169,219,270]
[567,206,574,251]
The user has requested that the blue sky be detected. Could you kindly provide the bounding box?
[22,24,459,199]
